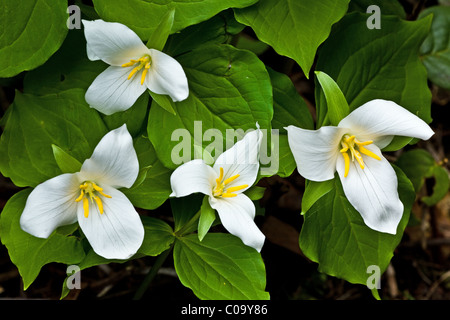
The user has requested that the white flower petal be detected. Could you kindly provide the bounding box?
[20,174,80,238]
[170,159,217,197]
[82,19,149,66]
[85,65,148,115]
[338,99,434,148]
[77,186,144,260]
[79,125,139,189]
[209,194,265,252]
[285,125,347,181]
[336,144,403,234]
[146,49,189,102]
[213,127,262,191]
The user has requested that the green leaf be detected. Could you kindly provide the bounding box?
[269,67,313,177]
[244,186,266,201]
[419,6,450,90]
[149,91,176,115]
[348,0,406,18]
[422,165,450,206]
[0,0,68,77]
[122,135,172,210]
[146,9,175,51]
[315,71,349,126]
[396,149,450,206]
[0,89,108,187]
[235,0,350,76]
[396,149,436,192]
[173,233,270,300]
[0,189,85,290]
[301,179,334,215]
[148,44,273,170]
[51,144,82,174]
[165,9,245,57]
[198,196,216,241]
[315,13,433,135]
[299,166,415,287]
[92,0,257,39]
[170,194,204,234]
[138,217,176,257]
[23,29,105,95]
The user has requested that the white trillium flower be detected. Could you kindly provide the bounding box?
[286,99,434,234]
[20,125,144,260]
[170,126,266,252]
[82,19,189,115]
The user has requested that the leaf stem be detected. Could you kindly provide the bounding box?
[132,244,174,300]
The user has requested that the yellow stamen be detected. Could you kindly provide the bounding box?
[226,184,248,193]
[339,134,381,177]
[340,150,350,177]
[75,181,111,218]
[216,167,224,185]
[122,55,151,85]
[223,174,240,185]
[93,196,104,215]
[221,193,238,198]
[213,167,248,198]
[82,197,90,218]
[75,190,84,202]
[357,145,381,160]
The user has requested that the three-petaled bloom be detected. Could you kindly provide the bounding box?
[82,19,189,115]
[170,126,266,252]
[20,125,144,260]
[286,100,434,234]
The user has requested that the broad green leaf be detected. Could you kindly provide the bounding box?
[396,149,436,192]
[396,149,450,206]
[0,89,108,187]
[23,29,105,95]
[165,9,245,57]
[315,71,349,126]
[122,136,172,210]
[174,233,270,300]
[0,189,85,290]
[422,165,450,206]
[419,6,450,90]
[51,144,83,174]
[0,0,68,77]
[92,0,257,39]
[315,13,433,134]
[148,44,273,170]
[299,166,415,288]
[269,68,313,177]
[348,0,406,18]
[235,0,350,76]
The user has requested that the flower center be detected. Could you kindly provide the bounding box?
[339,134,381,177]
[75,181,112,218]
[213,167,248,198]
[121,54,152,85]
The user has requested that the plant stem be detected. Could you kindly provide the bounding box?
[133,245,173,300]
